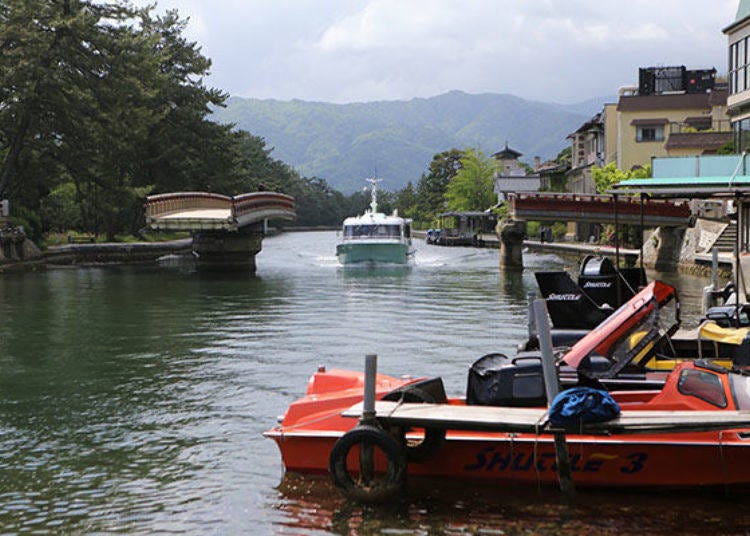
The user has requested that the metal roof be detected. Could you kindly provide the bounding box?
[438,211,495,218]
[611,175,750,198]
[724,0,750,33]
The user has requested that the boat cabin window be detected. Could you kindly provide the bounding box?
[344,224,401,238]
[677,369,727,408]
[729,374,750,410]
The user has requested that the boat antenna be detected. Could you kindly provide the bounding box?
[366,178,381,213]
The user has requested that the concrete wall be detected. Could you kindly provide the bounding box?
[641,218,728,273]
[44,239,192,266]
[604,103,619,165]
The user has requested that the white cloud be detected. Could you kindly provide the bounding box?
[137,0,740,103]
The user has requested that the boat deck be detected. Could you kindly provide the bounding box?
[343,401,750,435]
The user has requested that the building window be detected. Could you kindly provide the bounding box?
[730,37,750,95]
[734,118,750,152]
[636,125,664,142]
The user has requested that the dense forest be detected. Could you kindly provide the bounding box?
[0,1,379,243]
[0,1,566,245]
[214,92,598,193]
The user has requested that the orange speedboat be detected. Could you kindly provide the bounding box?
[264,282,750,500]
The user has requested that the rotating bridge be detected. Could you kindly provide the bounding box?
[144,191,296,271]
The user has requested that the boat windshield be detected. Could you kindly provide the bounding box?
[344,224,401,238]
[678,368,727,408]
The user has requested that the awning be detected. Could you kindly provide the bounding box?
[611,175,750,198]
[630,118,669,126]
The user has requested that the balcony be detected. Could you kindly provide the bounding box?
[668,119,731,134]
[652,154,748,178]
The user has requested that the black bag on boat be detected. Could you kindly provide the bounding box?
[466,352,546,407]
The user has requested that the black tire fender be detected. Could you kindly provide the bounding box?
[329,424,406,503]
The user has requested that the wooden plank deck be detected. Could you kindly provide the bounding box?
[343,401,750,435]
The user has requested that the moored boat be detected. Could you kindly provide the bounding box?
[264,360,750,497]
[264,281,750,501]
[336,179,414,265]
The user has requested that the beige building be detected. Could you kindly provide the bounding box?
[613,83,730,171]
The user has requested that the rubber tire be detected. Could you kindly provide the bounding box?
[329,424,407,503]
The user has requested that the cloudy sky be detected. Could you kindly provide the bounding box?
[139,0,740,104]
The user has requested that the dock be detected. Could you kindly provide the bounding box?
[342,400,750,435]
[523,240,640,264]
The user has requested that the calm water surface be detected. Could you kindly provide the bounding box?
[0,231,748,534]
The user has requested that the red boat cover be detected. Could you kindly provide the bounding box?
[562,281,676,370]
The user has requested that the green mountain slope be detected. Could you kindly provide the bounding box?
[213,90,608,193]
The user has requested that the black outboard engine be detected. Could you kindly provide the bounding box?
[535,255,646,332]
[578,255,644,309]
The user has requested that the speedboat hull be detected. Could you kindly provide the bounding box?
[336,241,412,265]
[265,361,750,491]
[266,425,750,488]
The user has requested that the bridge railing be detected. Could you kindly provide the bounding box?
[145,192,233,220]
[232,192,296,219]
[508,192,691,219]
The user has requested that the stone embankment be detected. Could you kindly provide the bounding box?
[520,219,733,277]
[0,226,43,271]
[43,239,193,266]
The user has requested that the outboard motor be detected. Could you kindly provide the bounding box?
[578,255,644,308]
[530,256,648,350]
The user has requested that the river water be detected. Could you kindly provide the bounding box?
[1,231,749,534]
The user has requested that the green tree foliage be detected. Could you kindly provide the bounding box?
[0,0,438,237]
[444,149,497,211]
[591,162,651,194]
[0,1,311,238]
[394,149,463,225]
[555,146,572,168]
[717,139,736,155]
[395,182,418,219]
[40,182,81,232]
[417,149,463,215]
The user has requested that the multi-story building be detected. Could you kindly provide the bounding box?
[613,67,730,172]
[724,0,750,150]
[566,111,606,194]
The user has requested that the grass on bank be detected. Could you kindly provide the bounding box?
[41,231,191,248]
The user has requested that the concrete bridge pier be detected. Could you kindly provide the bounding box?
[192,225,264,272]
[498,219,526,270]
[645,226,686,272]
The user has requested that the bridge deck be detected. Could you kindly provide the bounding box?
[509,192,692,227]
[159,209,232,220]
[144,191,296,232]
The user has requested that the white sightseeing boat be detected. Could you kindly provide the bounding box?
[336,179,415,265]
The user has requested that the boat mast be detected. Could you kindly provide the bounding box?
[366,178,381,213]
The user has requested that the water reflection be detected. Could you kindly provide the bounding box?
[0,233,741,533]
[337,265,412,281]
[275,473,750,535]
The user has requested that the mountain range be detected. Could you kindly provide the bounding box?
[212,90,611,193]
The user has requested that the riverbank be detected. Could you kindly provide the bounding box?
[42,238,193,266]
[0,227,734,280]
